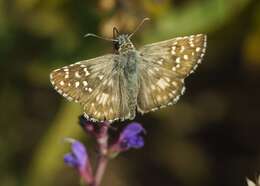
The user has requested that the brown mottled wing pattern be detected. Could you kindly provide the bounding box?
[137,34,207,113]
[50,54,130,122]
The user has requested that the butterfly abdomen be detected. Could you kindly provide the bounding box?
[122,50,139,119]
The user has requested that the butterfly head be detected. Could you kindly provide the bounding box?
[113,27,135,53]
[112,18,150,53]
[84,18,150,54]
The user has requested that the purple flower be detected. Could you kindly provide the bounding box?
[64,140,87,169]
[110,123,145,154]
[119,123,145,150]
[64,139,93,184]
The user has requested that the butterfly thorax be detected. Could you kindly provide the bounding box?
[116,34,135,54]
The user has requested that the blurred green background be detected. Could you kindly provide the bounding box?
[1,0,260,186]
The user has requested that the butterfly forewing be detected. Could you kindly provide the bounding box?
[137,34,207,113]
[50,54,130,122]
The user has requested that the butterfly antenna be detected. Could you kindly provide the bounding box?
[84,33,117,42]
[128,17,150,39]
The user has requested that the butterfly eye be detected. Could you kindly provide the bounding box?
[113,40,120,52]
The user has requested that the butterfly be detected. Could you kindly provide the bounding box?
[50,18,207,123]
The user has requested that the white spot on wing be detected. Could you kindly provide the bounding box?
[65,74,69,79]
[98,75,104,80]
[75,71,81,78]
[165,77,170,82]
[196,47,201,52]
[171,46,176,55]
[154,67,159,71]
[108,79,113,86]
[109,108,113,113]
[181,87,186,95]
[53,69,59,72]
[172,81,178,87]
[180,46,185,53]
[176,57,181,63]
[75,81,80,88]
[83,81,88,86]
[157,59,163,65]
[84,68,90,76]
[156,95,162,102]
[157,78,169,90]
[189,40,195,47]
[99,93,109,105]
[67,96,73,101]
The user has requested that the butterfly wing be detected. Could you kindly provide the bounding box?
[50,54,130,122]
[137,34,207,113]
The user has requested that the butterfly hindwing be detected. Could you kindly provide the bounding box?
[82,64,131,122]
[50,54,130,122]
[137,34,207,113]
[137,63,185,113]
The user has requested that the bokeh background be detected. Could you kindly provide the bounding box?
[1,0,260,186]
